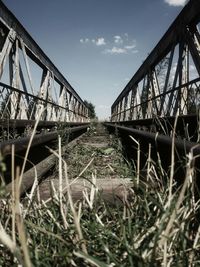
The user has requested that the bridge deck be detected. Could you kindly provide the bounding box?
[38,123,133,202]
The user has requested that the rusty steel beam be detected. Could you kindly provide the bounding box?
[0,124,89,156]
[5,129,89,196]
[0,119,89,129]
[104,122,200,156]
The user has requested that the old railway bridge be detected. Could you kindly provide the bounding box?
[0,0,200,196]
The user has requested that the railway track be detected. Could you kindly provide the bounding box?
[104,122,200,190]
[1,0,200,264]
[4,119,200,199]
[37,123,133,202]
[4,123,133,201]
[1,122,200,266]
[2,123,89,187]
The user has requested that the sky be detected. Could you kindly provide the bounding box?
[3,0,188,120]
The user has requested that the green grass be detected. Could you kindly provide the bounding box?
[0,124,200,266]
[1,176,200,266]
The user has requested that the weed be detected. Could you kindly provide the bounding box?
[0,123,200,266]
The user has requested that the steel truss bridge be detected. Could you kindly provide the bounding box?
[0,1,88,125]
[106,0,200,165]
[0,0,200,185]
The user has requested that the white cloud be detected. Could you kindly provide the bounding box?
[124,33,129,40]
[96,37,106,46]
[103,38,138,55]
[114,35,123,44]
[124,44,136,50]
[80,37,106,46]
[104,46,127,55]
[164,0,187,6]
[80,38,89,43]
[80,33,138,55]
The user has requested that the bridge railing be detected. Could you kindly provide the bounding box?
[111,0,200,122]
[0,1,88,123]
[0,82,88,122]
[111,78,200,121]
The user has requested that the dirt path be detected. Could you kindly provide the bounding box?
[39,123,133,201]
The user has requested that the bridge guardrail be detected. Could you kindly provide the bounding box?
[0,1,88,123]
[111,0,200,122]
[0,82,88,122]
[111,78,200,121]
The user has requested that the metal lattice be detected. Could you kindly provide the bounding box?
[0,1,88,123]
[111,0,200,123]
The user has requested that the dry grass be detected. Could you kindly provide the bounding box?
[0,122,200,266]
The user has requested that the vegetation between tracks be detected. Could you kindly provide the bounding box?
[0,123,200,266]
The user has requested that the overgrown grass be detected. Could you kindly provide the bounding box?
[61,123,133,181]
[0,123,200,266]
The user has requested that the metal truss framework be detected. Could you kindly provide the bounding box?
[111,0,200,122]
[0,1,88,123]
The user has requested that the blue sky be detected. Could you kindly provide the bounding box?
[3,0,188,119]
